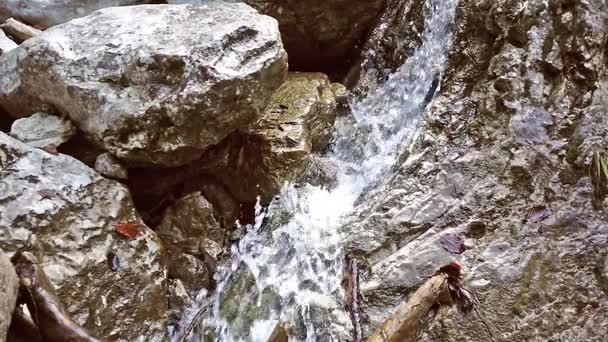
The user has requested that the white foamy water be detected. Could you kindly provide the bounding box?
[175,0,457,340]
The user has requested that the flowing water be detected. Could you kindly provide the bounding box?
[176,0,457,340]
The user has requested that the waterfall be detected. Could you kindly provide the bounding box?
[175,0,457,340]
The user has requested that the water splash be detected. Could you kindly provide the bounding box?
[177,0,457,340]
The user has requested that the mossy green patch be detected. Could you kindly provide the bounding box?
[590,147,608,208]
[564,135,583,164]
[265,209,294,231]
[512,253,549,316]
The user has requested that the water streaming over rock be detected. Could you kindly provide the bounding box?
[176,0,457,340]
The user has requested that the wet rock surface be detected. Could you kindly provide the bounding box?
[0,250,19,341]
[157,192,224,291]
[200,72,340,206]
[0,3,288,167]
[128,72,340,224]
[346,0,608,339]
[217,263,279,339]
[0,132,167,341]
[351,0,425,90]
[244,0,385,77]
[9,112,75,148]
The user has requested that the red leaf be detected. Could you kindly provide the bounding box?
[114,222,140,239]
[40,144,59,155]
[435,262,463,280]
[439,233,465,254]
[37,189,57,199]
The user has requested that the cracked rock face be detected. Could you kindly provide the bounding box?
[157,191,224,292]
[345,0,608,339]
[0,3,288,167]
[199,72,339,206]
[352,0,426,91]
[0,132,167,341]
[245,0,385,76]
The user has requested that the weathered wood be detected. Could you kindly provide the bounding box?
[0,18,41,42]
[367,273,450,342]
[6,308,43,342]
[267,323,288,342]
[11,251,100,342]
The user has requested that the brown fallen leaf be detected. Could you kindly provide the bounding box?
[114,222,141,239]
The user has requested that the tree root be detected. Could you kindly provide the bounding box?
[10,250,100,342]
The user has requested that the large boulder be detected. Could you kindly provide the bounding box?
[244,0,385,76]
[0,3,288,167]
[128,72,340,224]
[0,132,167,341]
[345,0,608,339]
[0,250,19,341]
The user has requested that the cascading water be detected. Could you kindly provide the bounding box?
[175,0,457,340]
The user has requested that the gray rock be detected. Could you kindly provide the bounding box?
[351,0,425,90]
[94,152,128,180]
[346,0,608,339]
[0,249,19,341]
[0,0,151,28]
[157,191,223,291]
[157,191,224,257]
[9,112,75,148]
[167,279,192,324]
[127,72,340,224]
[0,3,288,167]
[244,0,384,75]
[0,29,17,55]
[0,132,167,341]
[167,253,211,292]
[168,279,191,310]
[199,72,339,205]
[295,156,339,190]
